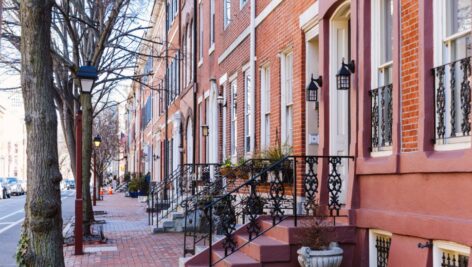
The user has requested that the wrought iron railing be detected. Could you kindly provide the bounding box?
[148,166,186,226]
[375,235,391,267]
[433,56,472,144]
[370,84,393,151]
[194,155,353,266]
[441,252,469,267]
[182,159,272,256]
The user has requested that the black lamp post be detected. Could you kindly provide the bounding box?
[93,134,101,206]
[74,63,98,255]
[336,59,355,90]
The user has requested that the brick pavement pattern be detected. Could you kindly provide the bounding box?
[64,192,184,267]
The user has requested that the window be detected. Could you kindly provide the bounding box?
[240,0,248,9]
[370,0,394,153]
[260,66,271,149]
[281,52,293,146]
[224,0,231,27]
[199,2,204,62]
[230,80,237,156]
[142,97,152,128]
[433,0,472,147]
[244,71,252,153]
[210,0,215,47]
[433,241,470,267]
[205,97,210,162]
[222,85,227,159]
[369,230,392,267]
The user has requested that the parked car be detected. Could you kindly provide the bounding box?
[7,177,25,196]
[65,180,75,190]
[18,179,27,193]
[0,178,11,199]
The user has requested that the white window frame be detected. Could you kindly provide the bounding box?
[244,70,252,153]
[199,2,204,64]
[433,240,470,267]
[209,0,215,53]
[371,0,394,156]
[433,0,472,149]
[240,0,248,10]
[369,229,393,267]
[230,79,238,158]
[224,0,231,28]
[222,84,227,159]
[260,65,271,149]
[281,52,293,147]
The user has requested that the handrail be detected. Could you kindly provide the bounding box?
[199,155,354,266]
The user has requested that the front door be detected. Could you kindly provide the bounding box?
[329,7,350,205]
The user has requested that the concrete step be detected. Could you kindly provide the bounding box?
[235,234,290,263]
[211,249,262,267]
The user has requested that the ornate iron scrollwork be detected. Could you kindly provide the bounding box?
[450,62,457,137]
[303,157,319,215]
[245,181,262,240]
[370,88,380,149]
[269,164,285,225]
[328,156,343,216]
[215,195,237,256]
[435,65,447,140]
[461,57,471,136]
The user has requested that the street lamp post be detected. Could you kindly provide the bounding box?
[75,64,98,255]
[93,134,102,206]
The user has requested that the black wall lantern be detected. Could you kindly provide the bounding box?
[336,59,355,90]
[306,74,323,102]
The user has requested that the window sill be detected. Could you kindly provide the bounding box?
[370,148,393,158]
[434,139,471,151]
[208,44,215,55]
[198,59,203,68]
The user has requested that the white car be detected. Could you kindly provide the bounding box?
[7,177,25,196]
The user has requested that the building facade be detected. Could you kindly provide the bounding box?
[126,0,472,266]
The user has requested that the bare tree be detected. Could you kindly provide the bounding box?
[17,0,64,265]
[93,106,120,190]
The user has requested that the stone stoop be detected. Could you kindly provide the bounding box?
[183,217,356,267]
[153,211,185,232]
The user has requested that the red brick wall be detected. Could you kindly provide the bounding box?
[400,0,419,152]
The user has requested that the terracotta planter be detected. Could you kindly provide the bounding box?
[297,243,343,267]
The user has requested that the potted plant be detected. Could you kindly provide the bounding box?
[128,179,139,198]
[297,207,343,267]
[220,158,237,180]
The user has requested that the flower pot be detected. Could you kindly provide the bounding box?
[297,243,343,267]
[129,191,139,198]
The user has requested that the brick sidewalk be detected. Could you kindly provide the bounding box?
[64,192,184,267]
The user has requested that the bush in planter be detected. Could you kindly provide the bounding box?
[220,158,237,180]
[128,179,139,198]
[137,174,150,196]
[297,206,343,267]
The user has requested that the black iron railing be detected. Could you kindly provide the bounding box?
[433,56,471,144]
[182,158,272,256]
[197,155,353,266]
[370,84,393,151]
[375,235,391,267]
[441,252,469,267]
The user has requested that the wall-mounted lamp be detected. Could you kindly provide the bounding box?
[306,74,323,102]
[153,154,160,161]
[201,125,209,137]
[217,95,225,106]
[336,59,355,90]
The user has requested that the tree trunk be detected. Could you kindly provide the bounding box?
[19,0,65,265]
[81,93,94,235]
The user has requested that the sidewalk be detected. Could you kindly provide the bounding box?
[64,192,184,267]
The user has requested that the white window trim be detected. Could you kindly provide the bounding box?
[281,51,293,146]
[224,0,231,28]
[230,79,238,160]
[208,43,215,55]
[240,0,248,10]
[433,240,470,267]
[244,70,252,153]
[260,65,271,149]
[433,0,472,150]
[369,229,393,267]
[210,0,215,46]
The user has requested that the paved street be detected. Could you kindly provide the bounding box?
[0,190,76,267]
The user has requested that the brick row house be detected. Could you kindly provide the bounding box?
[125,0,472,266]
